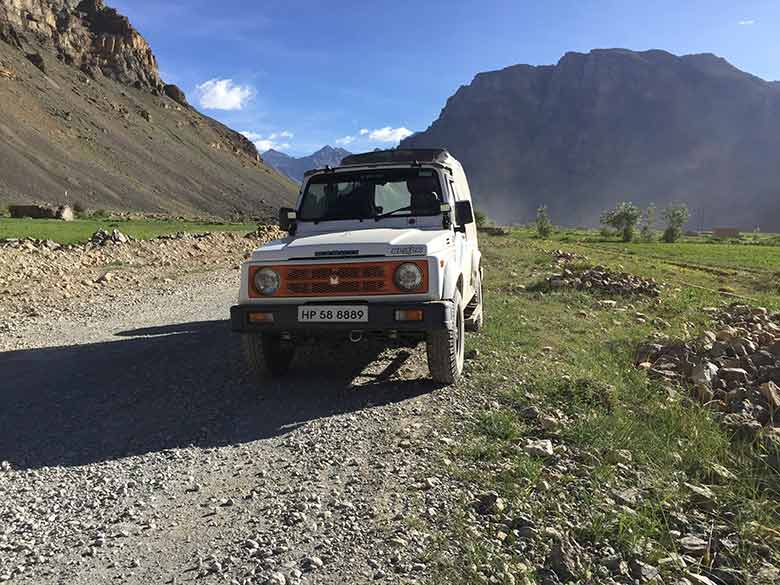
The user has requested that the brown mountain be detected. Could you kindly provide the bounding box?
[401,49,780,230]
[0,0,297,218]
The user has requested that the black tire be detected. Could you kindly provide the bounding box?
[426,290,465,384]
[465,268,484,332]
[242,333,295,379]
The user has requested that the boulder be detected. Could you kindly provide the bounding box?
[164,84,188,106]
[692,361,718,386]
[759,381,780,411]
[26,52,46,73]
[524,439,554,458]
[473,491,506,515]
[718,368,749,385]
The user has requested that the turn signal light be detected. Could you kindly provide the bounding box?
[395,309,424,322]
[248,311,275,323]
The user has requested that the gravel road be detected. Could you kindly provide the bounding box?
[0,268,467,584]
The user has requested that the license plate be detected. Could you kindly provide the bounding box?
[298,305,368,323]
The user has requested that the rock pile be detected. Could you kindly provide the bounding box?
[547,266,661,297]
[636,304,780,439]
[0,237,63,251]
[551,249,587,263]
[0,225,283,344]
[90,228,131,245]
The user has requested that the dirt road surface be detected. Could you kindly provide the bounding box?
[0,268,467,584]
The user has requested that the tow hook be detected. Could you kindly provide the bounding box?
[349,330,364,343]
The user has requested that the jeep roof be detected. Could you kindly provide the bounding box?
[303,148,454,178]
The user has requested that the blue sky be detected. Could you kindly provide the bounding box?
[113,0,779,157]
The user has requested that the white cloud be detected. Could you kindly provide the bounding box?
[241,130,292,152]
[363,126,413,143]
[255,139,291,152]
[196,79,255,110]
[269,130,293,139]
[738,19,756,25]
[334,126,414,148]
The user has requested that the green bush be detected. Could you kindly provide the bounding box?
[640,204,656,242]
[601,202,641,242]
[662,203,689,243]
[474,208,489,229]
[536,205,553,238]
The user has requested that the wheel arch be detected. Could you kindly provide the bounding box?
[442,262,464,301]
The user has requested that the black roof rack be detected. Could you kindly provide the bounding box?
[340,148,450,166]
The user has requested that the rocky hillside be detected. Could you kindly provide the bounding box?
[402,49,780,230]
[263,146,351,183]
[0,0,297,218]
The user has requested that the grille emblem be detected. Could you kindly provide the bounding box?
[329,274,340,286]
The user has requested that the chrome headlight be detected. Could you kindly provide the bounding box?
[253,268,280,296]
[394,263,424,291]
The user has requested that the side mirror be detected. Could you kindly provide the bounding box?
[279,207,296,232]
[455,201,474,227]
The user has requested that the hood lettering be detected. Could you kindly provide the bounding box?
[314,250,360,257]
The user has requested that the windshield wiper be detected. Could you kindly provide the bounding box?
[374,205,412,221]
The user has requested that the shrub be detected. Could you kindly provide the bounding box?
[662,203,689,243]
[601,202,641,242]
[536,205,553,238]
[73,201,87,216]
[640,204,656,242]
[474,208,489,229]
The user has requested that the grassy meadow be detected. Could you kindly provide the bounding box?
[432,227,779,583]
[0,217,257,244]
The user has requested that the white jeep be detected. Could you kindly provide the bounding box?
[231,149,483,384]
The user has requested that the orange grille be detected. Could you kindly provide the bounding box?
[249,261,428,298]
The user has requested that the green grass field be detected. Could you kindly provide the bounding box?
[431,228,779,583]
[0,217,257,244]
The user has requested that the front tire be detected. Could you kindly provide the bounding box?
[242,333,295,379]
[426,290,465,385]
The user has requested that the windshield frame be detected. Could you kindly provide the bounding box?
[297,167,444,223]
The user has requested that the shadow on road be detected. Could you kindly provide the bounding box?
[0,320,434,469]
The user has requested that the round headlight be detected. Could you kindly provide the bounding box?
[253,268,280,296]
[394,263,424,291]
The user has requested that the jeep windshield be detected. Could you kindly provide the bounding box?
[298,168,442,222]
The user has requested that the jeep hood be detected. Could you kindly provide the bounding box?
[250,228,453,261]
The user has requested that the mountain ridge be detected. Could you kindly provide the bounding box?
[262,146,351,183]
[401,48,780,230]
[0,0,297,218]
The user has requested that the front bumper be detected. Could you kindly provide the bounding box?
[230,300,454,333]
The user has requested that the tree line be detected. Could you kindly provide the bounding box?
[535,202,690,242]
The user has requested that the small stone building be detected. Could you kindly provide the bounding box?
[712,227,741,239]
[9,204,75,221]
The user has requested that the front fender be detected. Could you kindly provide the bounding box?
[442,261,462,301]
